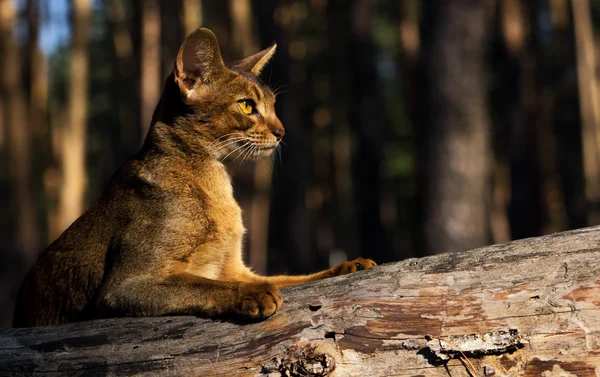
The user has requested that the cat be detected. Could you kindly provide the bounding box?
[13,27,376,327]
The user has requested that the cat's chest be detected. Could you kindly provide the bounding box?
[193,162,244,237]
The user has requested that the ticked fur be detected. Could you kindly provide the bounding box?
[13,28,375,327]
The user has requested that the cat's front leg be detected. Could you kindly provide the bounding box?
[236,281,283,319]
[246,257,377,288]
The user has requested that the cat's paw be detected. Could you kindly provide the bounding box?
[236,282,282,319]
[332,257,377,276]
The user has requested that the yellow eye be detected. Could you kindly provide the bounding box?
[239,100,254,115]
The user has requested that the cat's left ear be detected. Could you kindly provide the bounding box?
[175,27,227,95]
[231,44,277,76]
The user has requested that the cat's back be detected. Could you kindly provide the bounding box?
[11,160,149,327]
[12,193,117,327]
[12,156,197,327]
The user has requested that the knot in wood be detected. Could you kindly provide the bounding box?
[277,344,335,376]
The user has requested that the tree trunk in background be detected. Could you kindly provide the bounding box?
[108,0,139,161]
[230,0,254,55]
[500,1,567,240]
[57,0,91,233]
[248,160,271,275]
[202,1,232,61]
[229,0,272,275]
[182,0,202,36]
[550,0,588,232]
[256,0,314,275]
[488,0,521,245]
[421,0,491,254]
[139,0,161,140]
[533,2,568,235]
[0,0,39,328]
[497,0,545,241]
[26,0,49,247]
[396,0,425,257]
[307,2,343,269]
[306,2,336,267]
[572,0,600,225]
[160,0,183,78]
[0,0,40,261]
[492,0,528,244]
[325,1,360,263]
[26,0,48,146]
[349,0,387,261]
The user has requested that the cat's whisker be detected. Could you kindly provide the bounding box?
[212,139,245,153]
[269,150,276,176]
[279,146,283,167]
[240,145,256,169]
[247,144,261,167]
[222,141,251,162]
[212,140,240,154]
[229,142,252,166]
[209,133,239,147]
[211,135,247,149]
[272,85,288,98]
[239,146,254,167]
[209,134,245,151]
[211,137,249,155]
[240,144,256,167]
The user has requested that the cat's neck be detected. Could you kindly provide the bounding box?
[136,122,221,178]
[140,73,220,164]
[147,120,208,154]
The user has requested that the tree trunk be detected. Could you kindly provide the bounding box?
[573,0,600,225]
[181,0,202,36]
[260,1,313,276]
[159,0,184,78]
[0,0,39,263]
[421,0,491,254]
[349,0,387,261]
[138,0,161,140]
[57,0,91,233]
[107,0,139,160]
[1,0,40,329]
[2,226,600,376]
[228,0,272,275]
[25,0,49,245]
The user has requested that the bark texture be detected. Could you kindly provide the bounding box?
[421,0,491,254]
[2,226,600,376]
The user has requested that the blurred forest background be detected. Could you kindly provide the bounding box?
[1,0,600,327]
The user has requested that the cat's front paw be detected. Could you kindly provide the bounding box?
[236,282,282,320]
[332,257,377,277]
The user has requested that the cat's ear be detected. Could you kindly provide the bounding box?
[230,44,277,76]
[175,27,226,93]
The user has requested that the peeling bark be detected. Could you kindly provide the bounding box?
[2,226,600,376]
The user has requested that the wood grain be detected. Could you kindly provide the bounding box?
[2,226,600,376]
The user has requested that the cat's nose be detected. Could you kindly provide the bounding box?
[272,127,285,140]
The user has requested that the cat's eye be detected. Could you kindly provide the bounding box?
[238,100,256,115]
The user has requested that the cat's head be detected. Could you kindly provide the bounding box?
[168,27,284,161]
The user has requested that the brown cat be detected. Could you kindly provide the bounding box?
[13,27,376,327]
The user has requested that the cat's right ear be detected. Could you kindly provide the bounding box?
[174,27,226,96]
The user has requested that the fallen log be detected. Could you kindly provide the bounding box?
[1,226,600,376]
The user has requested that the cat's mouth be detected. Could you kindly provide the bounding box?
[221,139,278,161]
[251,142,278,158]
